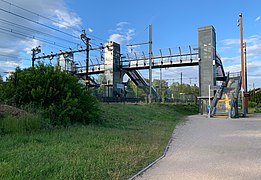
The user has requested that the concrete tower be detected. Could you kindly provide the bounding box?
[103,41,123,97]
[198,26,217,114]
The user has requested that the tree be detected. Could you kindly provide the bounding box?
[153,79,168,100]
[126,79,147,98]
[0,74,3,84]
[1,65,100,125]
[169,82,199,103]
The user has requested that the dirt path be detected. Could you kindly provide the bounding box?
[136,114,261,180]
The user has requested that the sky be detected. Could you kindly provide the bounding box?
[0,0,261,89]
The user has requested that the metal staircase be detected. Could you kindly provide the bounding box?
[126,70,159,100]
[210,73,230,116]
[211,72,241,117]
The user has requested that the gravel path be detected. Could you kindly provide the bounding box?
[136,114,261,180]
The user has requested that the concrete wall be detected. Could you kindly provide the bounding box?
[104,41,123,97]
[198,26,217,114]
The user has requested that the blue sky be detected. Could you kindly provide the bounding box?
[0,0,261,88]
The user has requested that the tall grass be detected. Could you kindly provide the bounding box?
[0,114,42,135]
[0,104,198,179]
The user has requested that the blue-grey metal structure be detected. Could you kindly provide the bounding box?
[74,26,233,114]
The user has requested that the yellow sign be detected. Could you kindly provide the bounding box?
[84,80,89,83]
[227,105,231,110]
[218,98,231,103]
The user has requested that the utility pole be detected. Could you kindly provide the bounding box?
[180,72,183,85]
[31,46,41,67]
[149,24,152,104]
[244,42,248,113]
[126,25,153,103]
[238,13,246,116]
[81,30,91,90]
[160,67,162,102]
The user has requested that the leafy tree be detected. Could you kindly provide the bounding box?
[126,79,147,98]
[153,79,168,100]
[0,74,3,84]
[1,65,100,126]
[249,88,261,105]
[0,75,4,103]
[169,82,199,103]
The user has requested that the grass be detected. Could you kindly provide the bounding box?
[0,103,198,179]
[0,114,42,135]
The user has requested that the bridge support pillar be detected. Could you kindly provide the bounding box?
[198,26,217,114]
[103,42,124,97]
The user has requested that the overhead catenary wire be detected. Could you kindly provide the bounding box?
[0,7,80,39]
[0,19,80,46]
[0,0,82,32]
[0,54,19,59]
[0,27,70,49]
[0,0,108,43]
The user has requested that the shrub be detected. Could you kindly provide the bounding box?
[248,101,257,108]
[1,65,100,126]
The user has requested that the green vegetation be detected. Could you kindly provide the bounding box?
[0,104,198,179]
[0,65,198,179]
[0,113,42,135]
[248,88,261,113]
[0,65,99,126]
[127,78,199,102]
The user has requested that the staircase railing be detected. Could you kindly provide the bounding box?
[210,73,230,116]
[126,70,159,99]
[230,74,242,117]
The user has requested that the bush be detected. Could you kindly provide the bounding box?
[248,101,257,108]
[1,65,100,126]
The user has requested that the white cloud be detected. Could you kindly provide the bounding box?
[116,22,129,27]
[225,64,241,73]
[52,9,81,29]
[116,22,129,31]
[0,48,16,55]
[108,22,135,47]
[221,39,239,46]
[126,29,135,41]
[247,44,261,55]
[0,0,82,75]
[20,39,43,54]
[88,28,93,33]
[0,60,20,68]
[255,16,260,22]
[220,35,261,58]
[222,56,240,63]
[108,34,125,44]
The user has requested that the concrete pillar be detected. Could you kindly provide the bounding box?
[198,26,217,114]
[104,41,123,97]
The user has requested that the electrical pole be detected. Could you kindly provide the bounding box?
[244,42,248,113]
[81,30,91,90]
[160,67,162,102]
[126,25,153,103]
[180,72,183,85]
[239,13,246,117]
[31,46,41,67]
[149,24,152,104]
